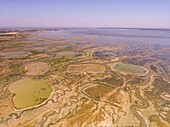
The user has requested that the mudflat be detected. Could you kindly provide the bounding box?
[9,78,52,109]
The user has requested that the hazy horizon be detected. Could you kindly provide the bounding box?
[1,27,170,30]
[0,0,170,28]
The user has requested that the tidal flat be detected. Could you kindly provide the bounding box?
[0,28,170,127]
[9,78,52,109]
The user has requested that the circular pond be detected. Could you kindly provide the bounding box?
[9,78,52,109]
[113,63,147,75]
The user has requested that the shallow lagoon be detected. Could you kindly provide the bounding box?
[0,51,30,59]
[9,78,52,109]
[113,63,147,75]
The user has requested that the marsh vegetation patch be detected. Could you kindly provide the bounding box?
[84,84,113,100]
[96,74,124,87]
[0,51,30,59]
[144,77,170,123]
[93,51,117,58]
[123,58,156,66]
[0,40,7,43]
[58,51,82,58]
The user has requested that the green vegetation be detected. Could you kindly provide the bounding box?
[123,58,156,66]
[0,90,11,100]
[9,55,29,60]
[30,50,43,55]
[9,78,52,109]
[150,64,157,72]
[58,51,82,58]
[84,85,113,100]
[113,63,146,75]
[0,40,7,43]
[96,74,124,87]
[93,51,117,57]
[0,34,14,37]
[9,63,26,75]
[144,77,170,123]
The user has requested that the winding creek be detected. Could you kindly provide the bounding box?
[130,62,156,127]
[131,84,149,127]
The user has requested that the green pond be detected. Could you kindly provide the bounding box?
[9,78,52,109]
[93,51,117,57]
[58,51,82,58]
[113,63,146,75]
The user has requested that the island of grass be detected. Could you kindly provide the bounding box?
[84,84,113,101]
[113,62,147,76]
[93,51,117,57]
[58,51,82,58]
[9,78,52,109]
[0,40,7,43]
